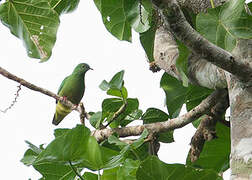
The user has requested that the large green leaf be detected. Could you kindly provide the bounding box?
[94,0,152,41]
[187,123,230,173]
[124,0,151,33]
[160,73,188,118]
[186,85,213,112]
[136,156,222,180]
[49,0,80,15]
[33,162,77,180]
[117,158,140,180]
[0,0,60,61]
[34,125,104,170]
[196,0,252,51]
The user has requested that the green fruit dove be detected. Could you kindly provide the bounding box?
[52,63,93,125]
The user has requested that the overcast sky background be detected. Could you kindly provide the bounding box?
[1,0,251,179]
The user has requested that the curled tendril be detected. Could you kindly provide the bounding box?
[0,84,22,113]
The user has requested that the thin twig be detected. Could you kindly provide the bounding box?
[68,160,84,180]
[0,84,22,113]
[0,66,83,113]
[103,102,128,128]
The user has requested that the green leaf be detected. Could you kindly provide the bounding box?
[131,129,148,149]
[142,108,174,143]
[124,0,151,33]
[24,140,43,154]
[0,0,60,61]
[248,2,252,12]
[186,85,213,112]
[107,86,128,99]
[99,0,132,41]
[102,98,139,127]
[89,111,103,129]
[102,98,124,117]
[139,22,156,62]
[124,109,143,121]
[54,128,70,138]
[187,123,230,173]
[142,108,169,124]
[99,80,111,91]
[117,158,140,180]
[176,41,189,87]
[21,149,39,166]
[105,130,148,168]
[108,135,127,147]
[33,162,77,180]
[196,0,252,51]
[102,167,119,180]
[136,156,222,180]
[34,125,104,170]
[94,0,152,41]
[83,172,98,180]
[49,0,80,15]
[160,73,188,118]
[109,70,125,90]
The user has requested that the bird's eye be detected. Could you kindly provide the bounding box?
[82,65,85,68]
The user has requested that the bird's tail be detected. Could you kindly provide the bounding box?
[52,113,65,125]
[52,103,71,125]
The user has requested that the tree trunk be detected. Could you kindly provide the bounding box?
[228,39,252,179]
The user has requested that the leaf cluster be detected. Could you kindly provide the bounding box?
[21,71,229,179]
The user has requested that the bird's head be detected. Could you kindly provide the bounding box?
[73,63,93,74]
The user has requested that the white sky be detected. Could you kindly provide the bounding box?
[1,0,251,179]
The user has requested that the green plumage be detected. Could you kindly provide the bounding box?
[52,63,92,125]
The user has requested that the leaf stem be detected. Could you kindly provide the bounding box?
[98,170,101,180]
[68,161,84,180]
[210,0,215,8]
[104,101,127,128]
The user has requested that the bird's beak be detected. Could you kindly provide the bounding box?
[89,67,93,70]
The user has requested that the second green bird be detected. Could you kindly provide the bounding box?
[52,63,92,125]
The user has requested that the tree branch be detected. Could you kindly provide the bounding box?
[152,0,252,83]
[189,91,229,162]
[92,89,228,142]
[0,66,81,112]
[0,65,228,145]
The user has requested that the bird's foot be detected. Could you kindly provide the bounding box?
[62,96,68,102]
[71,104,78,110]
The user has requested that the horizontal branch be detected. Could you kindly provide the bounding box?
[92,89,228,142]
[0,65,228,143]
[152,0,252,83]
[0,66,80,112]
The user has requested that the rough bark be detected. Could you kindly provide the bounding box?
[151,0,252,179]
[227,39,252,179]
[190,92,229,162]
[154,26,227,89]
[152,0,252,83]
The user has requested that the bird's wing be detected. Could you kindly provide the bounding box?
[56,76,69,103]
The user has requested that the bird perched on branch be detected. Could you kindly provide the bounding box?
[52,63,93,125]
